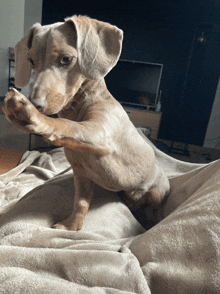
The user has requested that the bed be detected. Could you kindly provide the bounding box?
[0,131,220,293]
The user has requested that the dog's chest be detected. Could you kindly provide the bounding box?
[64,147,103,178]
[64,148,86,172]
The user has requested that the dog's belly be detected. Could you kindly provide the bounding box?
[64,144,170,206]
[64,145,157,192]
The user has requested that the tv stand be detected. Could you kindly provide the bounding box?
[124,107,162,139]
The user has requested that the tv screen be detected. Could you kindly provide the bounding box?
[105,59,163,109]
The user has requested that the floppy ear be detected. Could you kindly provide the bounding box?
[14,23,41,88]
[65,15,123,80]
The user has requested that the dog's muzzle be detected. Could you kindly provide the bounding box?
[30,97,46,112]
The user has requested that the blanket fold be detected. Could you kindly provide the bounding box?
[0,137,220,293]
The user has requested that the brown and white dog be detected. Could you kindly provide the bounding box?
[3,15,170,231]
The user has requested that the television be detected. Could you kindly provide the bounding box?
[105,59,163,109]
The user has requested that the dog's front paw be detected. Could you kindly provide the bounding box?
[2,88,41,133]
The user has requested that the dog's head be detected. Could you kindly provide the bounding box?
[14,16,123,115]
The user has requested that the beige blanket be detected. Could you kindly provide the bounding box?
[0,134,219,293]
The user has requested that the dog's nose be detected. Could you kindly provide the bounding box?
[31,97,46,111]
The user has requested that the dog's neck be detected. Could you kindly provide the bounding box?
[59,78,112,121]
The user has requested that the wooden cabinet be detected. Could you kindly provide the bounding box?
[124,107,162,139]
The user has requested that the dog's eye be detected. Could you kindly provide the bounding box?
[61,56,72,65]
[28,58,35,68]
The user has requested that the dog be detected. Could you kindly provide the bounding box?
[3,15,170,231]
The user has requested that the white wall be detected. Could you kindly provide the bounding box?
[24,0,43,35]
[0,0,25,97]
[204,77,220,148]
[0,0,42,97]
[203,4,220,149]
[0,0,25,47]
[0,0,42,151]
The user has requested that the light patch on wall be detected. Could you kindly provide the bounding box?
[204,77,220,148]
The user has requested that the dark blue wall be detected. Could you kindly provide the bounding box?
[42,0,220,146]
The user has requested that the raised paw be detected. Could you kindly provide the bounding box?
[2,88,42,134]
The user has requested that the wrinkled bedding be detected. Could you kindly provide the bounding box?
[0,134,220,293]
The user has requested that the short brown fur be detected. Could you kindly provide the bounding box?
[3,15,170,230]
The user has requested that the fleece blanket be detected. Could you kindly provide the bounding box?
[0,133,220,294]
